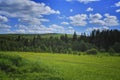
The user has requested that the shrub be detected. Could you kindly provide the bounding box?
[86,48,98,55]
[0,53,24,73]
[108,47,115,55]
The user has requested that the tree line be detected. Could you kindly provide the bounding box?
[0,29,120,54]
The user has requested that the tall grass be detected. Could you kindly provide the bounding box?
[0,52,63,80]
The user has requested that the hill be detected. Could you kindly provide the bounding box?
[0,33,73,39]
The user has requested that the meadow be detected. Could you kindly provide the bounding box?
[0,52,120,80]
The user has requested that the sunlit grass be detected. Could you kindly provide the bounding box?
[0,52,120,80]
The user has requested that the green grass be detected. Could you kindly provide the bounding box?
[0,52,120,80]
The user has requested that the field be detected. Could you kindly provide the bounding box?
[0,52,120,80]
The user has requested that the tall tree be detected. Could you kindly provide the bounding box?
[73,31,77,41]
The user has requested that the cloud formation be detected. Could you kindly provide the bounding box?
[66,0,100,4]
[0,15,8,23]
[86,7,93,12]
[89,13,104,25]
[14,24,75,34]
[68,13,119,27]
[116,9,120,13]
[69,14,87,26]
[0,0,60,25]
[104,13,119,26]
[61,22,69,25]
[115,1,120,7]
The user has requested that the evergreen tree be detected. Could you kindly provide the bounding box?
[73,31,77,41]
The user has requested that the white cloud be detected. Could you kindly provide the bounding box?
[115,1,120,7]
[66,0,72,2]
[49,24,65,33]
[15,29,26,34]
[68,26,73,29]
[69,14,87,26]
[14,24,75,34]
[0,15,8,23]
[86,7,93,12]
[0,0,60,16]
[0,23,11,33]
[0,0,60,25]
[66,0,100,4]
[18,17,49,25]
[116,9,120,12]
[114,2,120,13]
[86,26,109,32]
[89,13,119,26]
[89,13,105,25]
[0,24,11,29]
[78,0,100,4]
[61,22,69,25]
[104,13,119,26]
[70,9,73,12]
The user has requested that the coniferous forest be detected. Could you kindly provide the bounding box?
[0,29,120,55]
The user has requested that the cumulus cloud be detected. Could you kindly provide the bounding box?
[86,26,109,32]
[79,0,100,4]
[68,13,119,27]
[115,1,120,7]
[0,24,11,29]
[89,13,119,26]
[69,14,87,26]
[18,17,49,25]
[86,7,93,12]
[104,13,119,26]
[14,24,75,34]
[89,13,105,25]
[61,22,69,25]
[0,0,60,16]
[49,24,75,34]
[66,0,100,4]
[0,15,11,33]
[0,23,11,34]
[116,9,120,13]
[0,0,60,25]
[0,15,8,23]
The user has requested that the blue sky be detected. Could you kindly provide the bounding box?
[0,0,120,34]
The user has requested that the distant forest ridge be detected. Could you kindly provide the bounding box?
[0,29,120,54]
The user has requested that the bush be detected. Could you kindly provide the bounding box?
[108,47,115,55]
[0,53,24,73]
[86,48,98,55]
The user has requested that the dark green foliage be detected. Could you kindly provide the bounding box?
[89,29,120,53]
[72,31,77,41]
[86,48,98,55]
[108,47,115,55]
[0,53,24,73]
[113,42,120,53]
[0,29,120,55]
[0,53,63,80]
[99,48,106,53]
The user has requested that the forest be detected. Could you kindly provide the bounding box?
[0,29,120,55]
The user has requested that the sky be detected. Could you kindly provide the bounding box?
[0,0,120,34]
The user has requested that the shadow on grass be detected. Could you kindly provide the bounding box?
[0,53,63,80]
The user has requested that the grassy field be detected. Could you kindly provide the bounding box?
[0,52,120,80]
